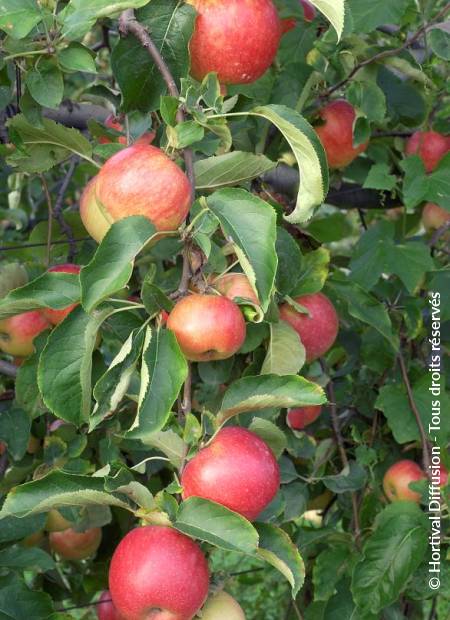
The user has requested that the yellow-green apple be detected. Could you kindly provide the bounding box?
[49,526,102,560]
[41,263,81,325]
[46,509,73,532]
[0,311,50,357]
[279,293,339,362]
[211,273,259,305]
[167,294,246,362]
[383,460,426,503]
[187,0,282,84]
[109,526,209,620]
[314,100,368,169]
[405,131,450,173]
[422,203,450,230]
[181,427,280,520]
[287,404,322,430]
[198,591,245,620]
[80,144,191,243]
[97,591,125,620]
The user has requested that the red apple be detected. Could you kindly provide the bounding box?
[187,0,282,85]
[422,202,450,231]
[181,427,280,521]
[41,264,81,325]
[0,311,50,357]
[287,404,322,430]
[300,0,316,21]
[279,293,339,362]
[80,144,191,243]
[314,100,369,169]
[438,465,448,487]
[211,273,259,305]
[405,131,450,173]
[383,460,426,503]
[167,294,246,362]
[199,591,245,620]
[97,591,125,620]
[49,526,102,560]
[99,115,128,145]
[109,526,209,620]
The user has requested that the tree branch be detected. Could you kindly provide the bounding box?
[0,360,18,378]
[52,158,79,262]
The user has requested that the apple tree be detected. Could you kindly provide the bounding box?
[0,0,449,618]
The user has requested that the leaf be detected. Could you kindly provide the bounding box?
[291,248,330,297]
[194,152,276,190]
[400,156,429,210]
[81,216,157,313]
[62,0,151,39]
[249,417,287,459]
[0,263,28,300]
[351,503,428,614]
[15,332,47,418]
[0,546,55,572]
[139,429,187,469]
[58,43,97,73]
[217,375,326,426]
[256,523,305,597]
[377,67,426,128]
[429,27,450,61]
[0,272,80,320]
[427,153,450,210]
[0,0,42,39]
[310,0,345,39]
[261,321,305,376]
[25,60,64,109]
[348,0,411,34]
[207,188,277,312]
[38,305,114,426]
[275,227,303,297]
[347,81,387,123]
[0,574,54,619]
[313,546,354,601]
[6,114,93,173]
[127,328,188,438]
[322,462,367,493]
[111,0,196,112]
[0,406,30,461]
[363,164,396,191]
[0,514,46,544]
[175,497,259,554]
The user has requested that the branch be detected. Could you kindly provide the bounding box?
[0,238,90,253]
[52,158,78,262]
[0,360,18,378]
[429,220,450,249]
[40,175,53,268]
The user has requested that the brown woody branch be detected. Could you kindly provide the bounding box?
[52,157,79,262]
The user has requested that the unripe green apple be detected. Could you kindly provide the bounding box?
[405,131,450,173]
[383,460,425,503]
[49,526,102,560]
[0,311,50,357]
[422,203,450,231]
[41,264,81,325]
[45,509,73,532]
[198,591,245,619]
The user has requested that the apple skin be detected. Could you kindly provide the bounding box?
[97,591,125,620]
[187,0,282,85]
[46,509,73,532]
[405,131,450,173]
[99,115,128,145]
[439,465,448,487]
[81,144,191,243]
[279,293,339,363]
[181,427,280,521]
[211,273,259,305]
[109,526,209,620]
[198,591,245,620]
[41,264,81,325]
[0,311,50,357]
[49,526,102,560]
[314,100,368,169]
[287,404,322,430]
[383,460,426,503]
[422,202,450,230]
[167,294,246,362]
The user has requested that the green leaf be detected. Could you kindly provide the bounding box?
[0,545,55,572]
[0,574,54,619]
[15,334,47,418]
[363,163,396,191]
[0,514,46,544]
[194,152,276,190]
[62,0,151,39]
[171,121,204,149]
[141,279,174,316]
[322,462,367,493]
[348,0,411,33]
[127,328,188,438]
[0,406,30,461]
[347,81,387,123]
[427,153,450,210]
[139,429,187,469]
[429,27,450,61]
[175,497,259,554]
[81,216,157,313]
[0,272,80,320]
[111,0,196,112]
[377,67,426,128]
[309,0,345,40]
[256,522,305,597]
[313,546,354,601]
[207,188,277,312]
[58,42,97,73]
[261,320,305,376]
[0,0,42,39]
[275,227,303,297]
[217,375,326,426]
[249,417,287,459]
[25,60,63,109]
[291,248,330,296]
[38,305,114,426]
[400,156,429,210]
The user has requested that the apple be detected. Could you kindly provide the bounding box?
[181,427,280,521]
[49,526,102,560]
[109,526,209,620]
[167,294,246,362]
[287,404,322,430]
[422,202,450,230]
[405,130,450,173]
[97,591,125,620]
[41,264,81,325]
[439,465,448,487]
[99,115,128,145]
[314,100,368,169]
[21,530,45,548]
[211,273,259,305]
[80,144,191,243]
[46,509,73,532]
[279,293,339,362]
[383,460,426,503]
[187,0,282,85]
[0,311,50,357]
[198,591,245,620]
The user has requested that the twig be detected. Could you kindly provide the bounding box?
[52,158,78,262]
[357,209,368,230]
[181,363,192,417]
[57,599,108,613]
[0,360,18,378]
[0,237,90,253]
[40,175,53,268]
[15,63,21,108]
[0,452,8,478]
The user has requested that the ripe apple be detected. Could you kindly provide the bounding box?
[167,294,246,362]
[99,115,128,145]
[109,526,209,620]
[49,526,102,560]
[405,130,450,173]
[97,591,125,620]
[0,311,50,357]
[287,404,322,430]
[439,465,448,487]
[46,509,73,532]
[422,202,450,230]
[187,0,282,85]
[383,460,426,503]
[198,591,245,620]
[41,264,81,325]
[279,293,339,362]
[314,100,368,169]
[181,427,280,521]
[211,273,259,305]
[80,144,191,243]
